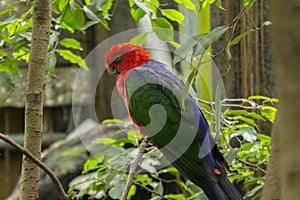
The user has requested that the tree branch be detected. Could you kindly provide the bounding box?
[133,181,171,200]
[0,133,73,200]
[120,138,148,200]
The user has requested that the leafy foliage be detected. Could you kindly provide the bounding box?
[74,94,276,199]
[0,0,113,85]
[66,0,275,199]
[0,0,275,199]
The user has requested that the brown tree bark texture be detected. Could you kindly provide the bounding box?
[19,0,51,199]
[261,122,280,200]
[265,0,300,200]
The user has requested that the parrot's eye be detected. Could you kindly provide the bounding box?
[112,54,123,64]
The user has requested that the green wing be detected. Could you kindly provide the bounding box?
[125,61,217,184]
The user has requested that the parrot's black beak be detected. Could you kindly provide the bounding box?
[109,68,119,78]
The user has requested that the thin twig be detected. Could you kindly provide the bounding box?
[236,157,266,174]
[120,138,148,200]
[133,181,171,200]
[0,133,72,200]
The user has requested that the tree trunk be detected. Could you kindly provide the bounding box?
[19,0,51,199]
[261,122,280,200]
[262,0,300,199]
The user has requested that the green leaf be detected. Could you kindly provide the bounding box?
[0,72,15,90]
[133,0,152,14]
[245,184,263,197]
[18,32,32,41]
[46,51,57,76]
[216,0,225,10]
[161,9,184,25]
[102,118,126,124]
[213,78,223,139]
[194,26,229,57]
[242,0,251,6]
[181,68,197,109]
[224,148,239,164]
[130,32,148,45]
[109,181,125,199]
[49,32,59,50]
[127,184,137,199]
[83,5,103,21]
[260,106,277,123]
[238,126,257,143]
[1,15,19,26]
[58,0,69,12]
[13,38,27,52]
[151,18,174,42]
[150,182,163,195]
[226,21,271,51]
[174,0,197,13]
[166,193,186,200]
[157,167,178,174]
[100,0,113,14]
[62,2,85,30]
[60,38,83,50]
[257,134,271,143]
[173,26,228,65]
[226,30,252,51]
[94,137,116,144]
[0,2,21,17]
[0,56,19,74]
[134,174,152,186]
[81,20,99,31]
[130,3,146,23]
[248,95,279,104]
[56,49,88,70]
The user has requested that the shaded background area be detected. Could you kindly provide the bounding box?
[0,0,275,199]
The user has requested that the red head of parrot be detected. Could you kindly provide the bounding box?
[105,43,151,77]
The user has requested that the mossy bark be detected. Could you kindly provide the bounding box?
[19,0,51,199]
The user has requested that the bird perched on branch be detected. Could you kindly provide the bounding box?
[105,43,244,200]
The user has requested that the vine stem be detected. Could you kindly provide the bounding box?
[120,138,148,200]
[0,133,74,200]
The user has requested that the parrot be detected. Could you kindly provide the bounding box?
[105,43,244,200]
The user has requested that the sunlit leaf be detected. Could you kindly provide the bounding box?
[161,9,184,24]
[130,0,146,22]
[60,38,83,50]
[102,118,126,124]
[133,0,152,15]
[151,18,174,42]
[62,2,85,30]
[166,193,186,200]
[56,49,88,70]
[127,184,137,199]
[100,0,113,14]
[260,106,277,123]
[257,134,271,143]
[174,0,197,13]
[94,137,116,144]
